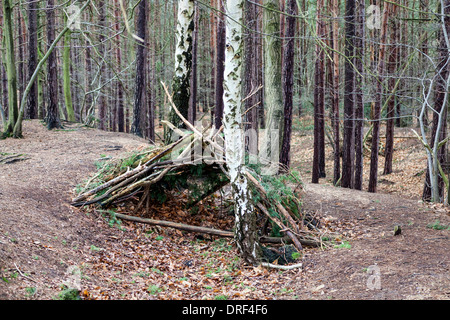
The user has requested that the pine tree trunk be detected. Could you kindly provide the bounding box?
[331,0,341,185]
[115,2,124,133]
[188,2,199,125]
[97,0,106,130]
[383,3,399,175]
[45,0,61,130]
[368,2,390,193]
[280,0,297,170]
[312,0,326,183]
[214,0,226,130]
[354,0,365,190]
[131,0,147,137]
[341,0,356,188]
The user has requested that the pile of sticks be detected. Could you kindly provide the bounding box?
[72,83,331,252]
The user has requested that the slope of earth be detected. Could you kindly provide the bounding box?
[0,120,448,300]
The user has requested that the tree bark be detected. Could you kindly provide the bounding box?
[383,3,399,175]
[115,1,124,133]
[312,0,326,183]
[331,0,341,185]
[1,0,18,136]
[131,0,147,137]
[165,0,195,143]
[422,0,450,202]
[354,0,365,190]
[368,2,390,193]
[97,0,107,130]
[223,0,261,265]
[214,0,226,131]
[188,2,199,125]
[45,0,62,130]
[244,0,258,157]
[261,0,283,166]
[280,0,297,170]
[63,14,75,122]
[341,0,356,188]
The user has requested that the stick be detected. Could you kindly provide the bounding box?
[113,213,234,238]
[260,262,303,270]
[246,171,302,234]
[256,203,303,251]
[113,212,315,247]
[161,82,224,154]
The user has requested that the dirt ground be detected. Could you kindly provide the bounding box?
[0,120,449,300]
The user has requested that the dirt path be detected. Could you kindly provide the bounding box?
[0,120,449,300]
[0,120,148,299]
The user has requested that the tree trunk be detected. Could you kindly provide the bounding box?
[97,0,106,130]
[188,2,199,125]
[312,0,326,183]
[131,0,147,137]
[341,0,356,188]
[63,14,75,122]
[223,0,261,265]
[280,0,297,170]
[422,0,450,202]
[115,2,124,133]
[244,0,258,157]
[368,2,390,193]
[383,3,399,175]
[214,0,226,130]
[354,0,365,190]
[1,0,18,136]
[45,0,62,130]
[331,0,341,185]
[261,0,283,167]
[165,0,195,143]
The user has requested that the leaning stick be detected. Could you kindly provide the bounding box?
[245,171,302,234]
[161,82,224,155]
[256,203,303,252]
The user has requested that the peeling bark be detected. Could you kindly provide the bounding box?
[165,0,195,143]
[223,0,261,265]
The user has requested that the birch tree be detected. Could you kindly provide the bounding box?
[165,0,195,143]
[223,0,261,265]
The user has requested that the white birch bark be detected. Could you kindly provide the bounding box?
[173,0,195,82]
[165,0,195,143]
[223,0,260,264]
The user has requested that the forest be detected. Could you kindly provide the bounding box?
[0,0,449,301]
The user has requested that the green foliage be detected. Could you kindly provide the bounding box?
[427,220,450,230]
[334,241,351,249]
[247,163,303,237]
[25,287,36,297]
[147,285,162,295]
[55,285,81,300]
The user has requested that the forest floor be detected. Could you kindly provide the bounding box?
[0,119,449,300]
